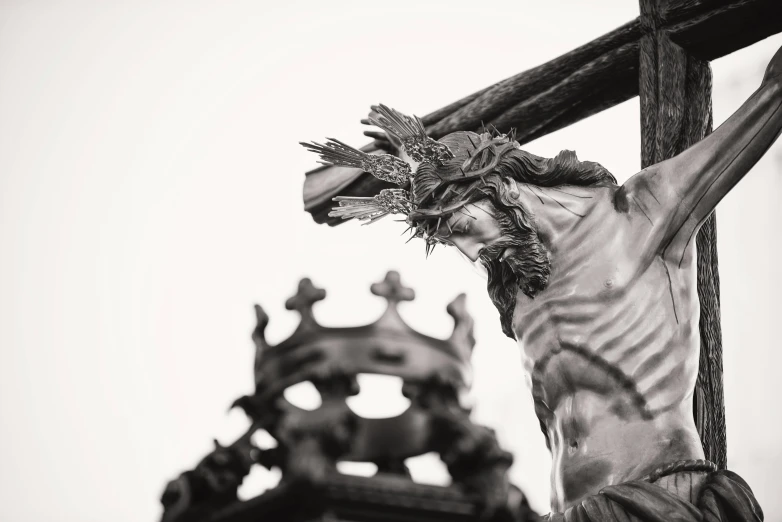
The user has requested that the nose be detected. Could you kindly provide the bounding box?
[450,237,484,262]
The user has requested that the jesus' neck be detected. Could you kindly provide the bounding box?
[512,182,603,249]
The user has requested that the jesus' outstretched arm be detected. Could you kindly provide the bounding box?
[621,44,782,265]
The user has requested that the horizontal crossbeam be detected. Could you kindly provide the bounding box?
[304,0,781,225]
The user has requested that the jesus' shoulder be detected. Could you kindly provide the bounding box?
[614,66,782,267]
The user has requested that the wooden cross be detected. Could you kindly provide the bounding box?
[303,0,782,469]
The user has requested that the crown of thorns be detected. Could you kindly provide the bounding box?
[301,104,518,251]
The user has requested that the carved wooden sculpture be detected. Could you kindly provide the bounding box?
[301,27,781,522]
[303,1,782,479]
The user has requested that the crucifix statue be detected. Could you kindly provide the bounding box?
[300,2,780,519]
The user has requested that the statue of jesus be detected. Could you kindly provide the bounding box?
[301,44,781,520]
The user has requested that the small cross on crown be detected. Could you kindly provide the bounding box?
[285,278,327,326]
[370,270,415,308]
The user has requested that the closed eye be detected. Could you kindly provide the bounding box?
[452,217,471,235]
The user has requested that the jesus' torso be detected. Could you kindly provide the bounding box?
[511,184,705,512]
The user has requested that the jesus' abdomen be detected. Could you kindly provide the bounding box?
[511,199,705,512]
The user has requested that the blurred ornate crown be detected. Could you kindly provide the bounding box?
[159,272,537,522]
[250,270,475,402]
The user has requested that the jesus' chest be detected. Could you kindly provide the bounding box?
[511,224,695,362]
[510,234,700,415]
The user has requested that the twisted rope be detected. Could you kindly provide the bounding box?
[641,459,718,483]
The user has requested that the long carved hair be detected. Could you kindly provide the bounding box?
[412,132,617,338]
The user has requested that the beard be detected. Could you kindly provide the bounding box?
[479,208,550,339]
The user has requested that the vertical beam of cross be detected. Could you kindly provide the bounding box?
[638,0,725,469]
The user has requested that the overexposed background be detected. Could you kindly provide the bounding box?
[1,1,780,520]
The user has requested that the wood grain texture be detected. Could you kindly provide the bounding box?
[638,0,726,468]
[304,0,780,225]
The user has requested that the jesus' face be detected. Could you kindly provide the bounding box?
[427,196,551,338]
[436,200,512,262]
[435,199,530,267]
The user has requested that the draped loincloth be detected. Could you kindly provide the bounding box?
[543,460,763,521]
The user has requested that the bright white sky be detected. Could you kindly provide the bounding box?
[0,1,780,521]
